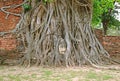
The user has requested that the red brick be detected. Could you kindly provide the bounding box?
[0,0,22,51]
[95,29,120,56]
[0,0,22,32]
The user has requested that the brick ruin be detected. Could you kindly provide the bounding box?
[0,0,22,50]
[94,29,120,61]
[0,0,22,63]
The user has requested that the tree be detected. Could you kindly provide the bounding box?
[0,0,116,67]
[92,0,120,35]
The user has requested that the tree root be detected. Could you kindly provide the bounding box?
[1,0,120,68]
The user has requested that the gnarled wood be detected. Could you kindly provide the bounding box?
[14,0,112,67]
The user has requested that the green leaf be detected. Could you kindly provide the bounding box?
[22,4,31,11]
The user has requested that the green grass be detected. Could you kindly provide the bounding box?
[43,70,53,76]
[0,66,119,81]
[9,68,17,71]
[0,76,3,81]
[102,74,113,80]
[22,76,30,80]
[0,66,4,70]
[86,71,98,79]
[85,71,113,81]
[7,75,21,81]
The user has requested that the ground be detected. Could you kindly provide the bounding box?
[0,65,120,81]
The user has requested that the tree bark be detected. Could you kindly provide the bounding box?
[102,21,109,35]
[16,0,111,67]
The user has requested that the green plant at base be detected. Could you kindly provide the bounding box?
[22,3,31,12]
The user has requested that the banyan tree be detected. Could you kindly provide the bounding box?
[1,0,117,67]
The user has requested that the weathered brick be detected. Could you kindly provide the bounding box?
[95,29,120,57]
[0,0,22,32]
[0,0,22,51]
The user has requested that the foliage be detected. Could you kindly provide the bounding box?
[22,3,31,12]
[92,0,120,28]
[92,0,102,26]
[92,0,113,26]
[109,15,120,27]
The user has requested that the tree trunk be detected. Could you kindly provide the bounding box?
[16,0,110,67]
[102,21,108,35]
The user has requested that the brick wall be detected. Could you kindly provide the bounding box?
[0,0,22,50]
[94,29,103,44]
[94,29,120,57]
[0,34,17,50]
[103,36,120,56]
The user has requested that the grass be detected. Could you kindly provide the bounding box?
[0,65,119,81]
[0,76,3,81]
[102,74,113,80]
[0,66,4,70]
[86,71,98,79]
[85,71,113,81]
[7,75,21,81]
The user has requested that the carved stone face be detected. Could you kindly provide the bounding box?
[59,39,66,54]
